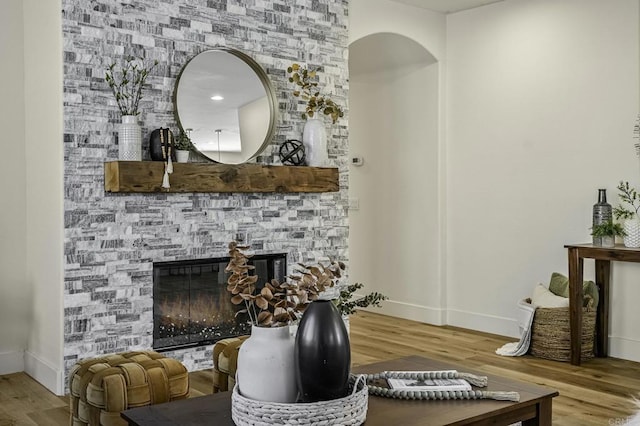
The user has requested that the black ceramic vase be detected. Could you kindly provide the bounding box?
[149,128,176,162]
[295,300,350,402]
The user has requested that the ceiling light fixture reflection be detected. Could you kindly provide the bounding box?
[210,95,224,101]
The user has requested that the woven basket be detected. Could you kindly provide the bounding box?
[232,375,368,426]
[528,298,596,362]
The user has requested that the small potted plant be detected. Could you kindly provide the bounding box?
[174,132,193,163]
[613,181,640,248]
[591,220,626,248]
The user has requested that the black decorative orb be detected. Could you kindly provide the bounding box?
[295,300,350,402]
[279,139,306,166]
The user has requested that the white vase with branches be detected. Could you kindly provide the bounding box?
[287,63,343,167]
[105,57,157,160]
[614,181,640,248]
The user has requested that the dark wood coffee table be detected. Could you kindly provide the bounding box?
[122,355,558,425]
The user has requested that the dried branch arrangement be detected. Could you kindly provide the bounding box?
[225,242,345,327]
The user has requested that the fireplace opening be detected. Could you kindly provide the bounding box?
[153,253,286,351]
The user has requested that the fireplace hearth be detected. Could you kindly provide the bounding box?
[153,254,286,351]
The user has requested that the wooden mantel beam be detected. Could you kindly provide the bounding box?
[104,161,339,193]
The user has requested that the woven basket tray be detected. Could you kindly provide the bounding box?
[528,298,596,362]
[232,376,368,426]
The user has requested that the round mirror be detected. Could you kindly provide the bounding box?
[174,48,277,164]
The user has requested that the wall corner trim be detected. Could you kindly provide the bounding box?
[24,350,64,396]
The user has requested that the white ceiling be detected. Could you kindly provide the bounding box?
[390,0,504,14]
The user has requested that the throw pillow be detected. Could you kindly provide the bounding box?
[531,283,570,308]
[548,272,599,309]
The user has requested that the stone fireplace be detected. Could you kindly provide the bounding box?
[152,254,286,351]
[61,0,349,383]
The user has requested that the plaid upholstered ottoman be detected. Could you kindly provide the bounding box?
[69,351,189,426]
[212,335,249,393]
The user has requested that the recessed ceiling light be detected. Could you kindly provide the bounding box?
[210,95,224,101]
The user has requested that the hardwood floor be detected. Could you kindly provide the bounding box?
[1,311,639,425]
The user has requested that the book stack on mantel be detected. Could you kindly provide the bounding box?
[386,370,472,391]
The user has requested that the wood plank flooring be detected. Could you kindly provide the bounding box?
[1,311,639,425]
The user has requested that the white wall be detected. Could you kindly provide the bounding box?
[349,1,448,323]
[24,0,65,393]
[349,0,446,60]
[0,0,29,375]
[447,0,640,361]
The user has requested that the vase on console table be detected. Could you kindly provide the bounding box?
[118,115,142,161]
[592,189,612,246]
[235,324,297,403]
[623,218,640,248]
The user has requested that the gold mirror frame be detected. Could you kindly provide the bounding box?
[174,48,277,164]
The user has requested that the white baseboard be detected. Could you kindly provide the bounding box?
[0,350,25,375]
[609,336,640,363]
[369,300,446,325]
[447,308,519,339]
[24,350,64,395]
[445,310,640,362]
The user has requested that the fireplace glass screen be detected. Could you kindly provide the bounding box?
[153,254,286,351]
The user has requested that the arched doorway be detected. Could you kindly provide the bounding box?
[348,32,443,324]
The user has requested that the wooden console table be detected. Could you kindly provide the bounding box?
[565,243,640,365]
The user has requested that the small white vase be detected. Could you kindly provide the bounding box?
[118,115,142,161]
[236,325,297,403]
[623,218,640,248]
[302,117,328,167]
[175,150,190,163]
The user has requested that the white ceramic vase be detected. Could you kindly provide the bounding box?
[118,115,142,161]
[176,150,190,163]
[236,325,297,403]
[623,218,640,248]
[302,117,328,167]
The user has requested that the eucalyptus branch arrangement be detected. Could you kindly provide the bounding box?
[613,181,640,221]
[336,283,387,316]
[287,63,344,124]
[288,259,346,303]
[225,242,346,327]
[226,242,299,327]
[105,57,158,116]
